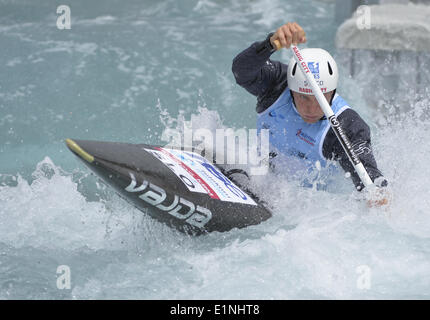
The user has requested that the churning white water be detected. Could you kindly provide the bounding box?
[1,0,429,299]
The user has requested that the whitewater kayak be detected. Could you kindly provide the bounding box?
[65,139,272,235]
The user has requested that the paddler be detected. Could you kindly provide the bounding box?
[232,22,389,207]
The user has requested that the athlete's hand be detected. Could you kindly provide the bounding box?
[270,22,306,50]
[367,197,389,208]
[366,187,391,208]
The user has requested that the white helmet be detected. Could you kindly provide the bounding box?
[287,48,338,95]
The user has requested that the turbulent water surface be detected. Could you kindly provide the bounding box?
[1,0,430,299]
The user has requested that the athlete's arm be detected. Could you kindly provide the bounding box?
[322,108,388,191]
[232,23,306,112]
[231,32,285,97]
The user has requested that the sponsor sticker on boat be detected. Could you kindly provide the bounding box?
[145,147,256,206]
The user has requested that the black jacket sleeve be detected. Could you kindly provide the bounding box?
[322,108,387,191]
[232,33,289,112]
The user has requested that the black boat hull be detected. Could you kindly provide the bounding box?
[65,139,272,235]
